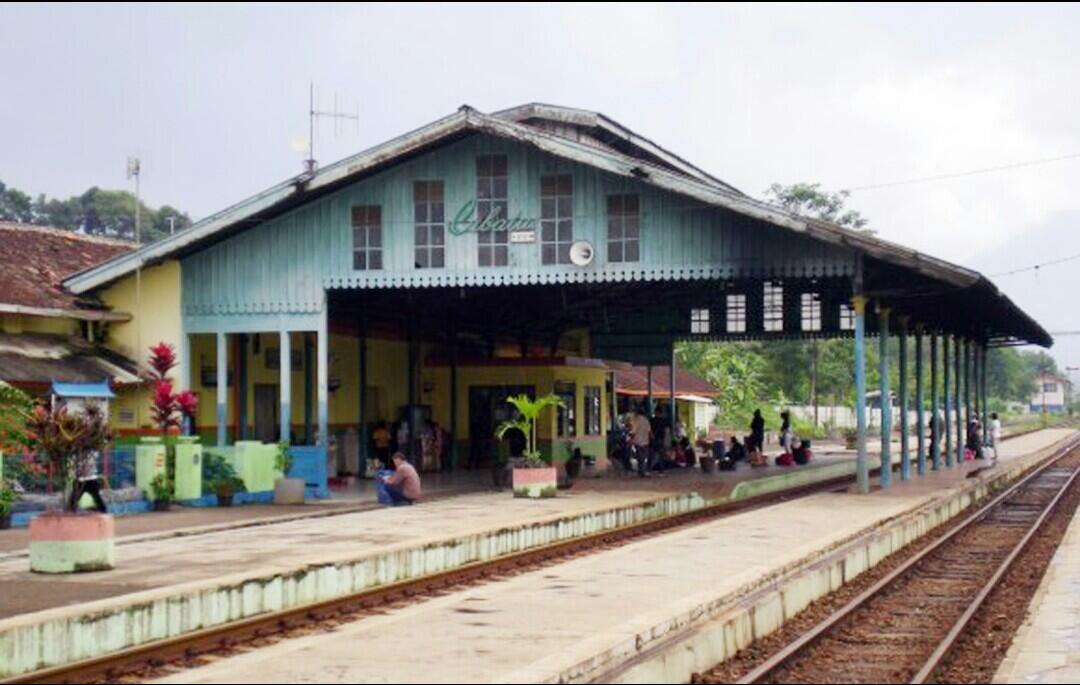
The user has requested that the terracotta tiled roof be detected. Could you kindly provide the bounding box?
[0,223,133,312]
[613,365,719,397]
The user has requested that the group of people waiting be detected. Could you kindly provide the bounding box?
[928,411,1002,463]
[722,409,813,469]
[618,405,694,477]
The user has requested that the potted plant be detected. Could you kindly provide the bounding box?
[273,441,306,504]
[495,393,564,499]
[24,402,115,573]
[843,427,858,450]
[0,480,14,530]
[210,460,245,507]
[149,473,172,511]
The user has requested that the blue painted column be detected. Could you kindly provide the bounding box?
[959,337,967,464]
[279,330,292,444]
[237,334,248,441]
[898,317,910,481]
[317,306,329,449]
[854,295,869,494]
[878,306,892,489]
[216,331,228,446]
[915,327,926,476]
[944,335,952,467]
[981,344,990,444]
[303,334,313,444]
[930,333,940,470]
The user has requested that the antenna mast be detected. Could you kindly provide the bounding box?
[305,81,359,174]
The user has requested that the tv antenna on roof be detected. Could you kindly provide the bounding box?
[303,82,360,175]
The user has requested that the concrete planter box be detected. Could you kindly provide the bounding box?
[29,512,115,574]
[273,477,306,505]
[512,466,557,499]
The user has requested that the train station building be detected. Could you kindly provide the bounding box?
[61,103,1052,493]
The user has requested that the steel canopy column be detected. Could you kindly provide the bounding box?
[317,307,329,450]
[669,346,677,439]
[878,306,892,489]
[959,337,967,464]
[930,333,940,470]
[898,317,910,481]
[944,335,952,467]
[303,334,313,444]
[854,295,869,494]
[915,327,926,476]
[216,331,228,447]
[981,344,990,445]
[279,331,292,444]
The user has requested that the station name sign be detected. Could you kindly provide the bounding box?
[448,200,538,242]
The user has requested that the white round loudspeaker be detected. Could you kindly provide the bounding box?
[569,240,595,266]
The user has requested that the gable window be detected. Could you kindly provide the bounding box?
[351,205,382,270]
[414,180,445,269]
[764,281,784,332]
[800,293,822,332]
[477,155,509,267]
[726,294,747,333]
[540,174,573,265]
[691,308,710,334]
[839,303,856,331]
[607,194,640,263]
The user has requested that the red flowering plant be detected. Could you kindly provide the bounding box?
[145,342,190,435]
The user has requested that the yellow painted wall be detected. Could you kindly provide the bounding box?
[95,260,183,431]
[0,314,80,336]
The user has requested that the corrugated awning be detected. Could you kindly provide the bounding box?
[0,332,139,387]
[51,380,116,399]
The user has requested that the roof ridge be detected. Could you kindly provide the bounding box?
[0,221,136,248]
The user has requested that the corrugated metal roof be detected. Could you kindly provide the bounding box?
[60,105,1051,347]
[614,365,720,398]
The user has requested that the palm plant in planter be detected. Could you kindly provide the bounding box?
[495,393,564,499]
[24,402,115,573]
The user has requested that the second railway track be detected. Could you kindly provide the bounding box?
[732,438,1080,685]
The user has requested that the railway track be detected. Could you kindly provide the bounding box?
[733,437,1080,685]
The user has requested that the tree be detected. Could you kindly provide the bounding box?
[0,178,191,244]
[764,182,870,232]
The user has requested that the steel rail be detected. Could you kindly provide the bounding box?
[737,433,1080,685]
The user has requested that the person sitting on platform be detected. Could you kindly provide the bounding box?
[793,439,813,465]
[748,442,769,468]
[727,435,746,462]
[380,452,422,506]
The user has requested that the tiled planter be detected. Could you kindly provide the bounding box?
[29,512,115,574]
[512,466,557,499]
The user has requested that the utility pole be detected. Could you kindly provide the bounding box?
[127,156,143,425]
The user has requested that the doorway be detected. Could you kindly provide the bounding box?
[254,384,279,443]
[467,385,534,469]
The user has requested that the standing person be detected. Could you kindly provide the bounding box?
[372,421,392,469]
[779,411,793,454]
[928,413,938,466]
[379,452,422,505]
[990,412,1002,462]
[630,407,653,477]
[69,448,108,513]
[750,409,765,452]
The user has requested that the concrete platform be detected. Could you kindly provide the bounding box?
[138,429,1072,685]
[0,429,1069,680]
[994,502,1080,684]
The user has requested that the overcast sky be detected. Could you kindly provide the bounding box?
[3,3,1080,361]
